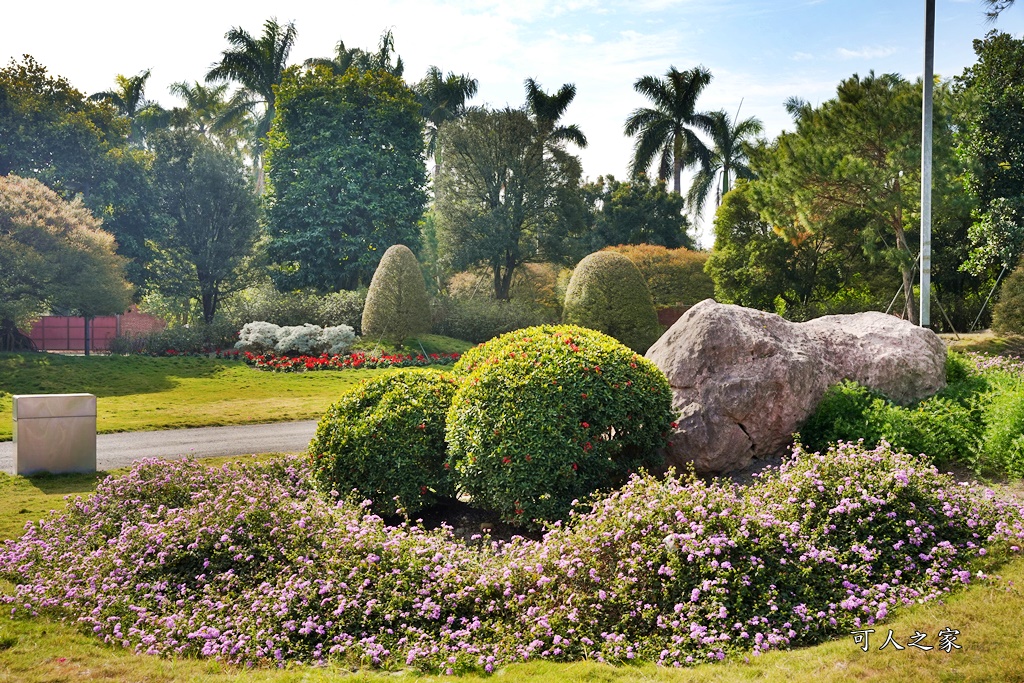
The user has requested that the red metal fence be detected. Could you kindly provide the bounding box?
[24,309,165,352]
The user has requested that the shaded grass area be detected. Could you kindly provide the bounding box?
[0,354,387,441]
[1,462,1022,682]
[941,330,1024,357]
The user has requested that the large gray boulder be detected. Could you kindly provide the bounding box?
[645,300,948,474]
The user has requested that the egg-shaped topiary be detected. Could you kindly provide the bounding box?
[308,369,458,516]
[992,260,1024,336]
[445,325,675,526]
[361,244,431,342]
[562,251,662,352]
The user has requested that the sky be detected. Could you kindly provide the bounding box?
[4,0,1023,246]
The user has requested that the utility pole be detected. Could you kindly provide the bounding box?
[920,0,935,327]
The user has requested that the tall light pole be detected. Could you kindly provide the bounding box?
[920,0,935,327]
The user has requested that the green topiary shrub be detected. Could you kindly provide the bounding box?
[308,369,458,516]
[361,245,431,342]
[445,325,675,526]
[562,251,662,352]
[603,244,715,308]
[992,260,1024,336]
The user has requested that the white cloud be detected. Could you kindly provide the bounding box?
[836,45,898,59]
[791,51,815,61]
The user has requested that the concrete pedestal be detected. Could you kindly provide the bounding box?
[12,394,97,475]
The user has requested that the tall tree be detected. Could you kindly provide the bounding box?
[415,66,478,164]
[149,130,260,324]
[983,0,1015,19]
[582,174,693,250]
[265,65,427,291]
[206,17,297,193]
[89,69,167,146]
[686,108,763,220]
[524,78,587,148]
[435,107,586,300]
[0,56,158,289]
[0,175,133,351]
[624,66,714,195]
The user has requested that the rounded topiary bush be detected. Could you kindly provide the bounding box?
[309,369,457,516]
[992,260,1024,336]
[445,324,675,526]
[562,251,662,352]
[361,244,431,342]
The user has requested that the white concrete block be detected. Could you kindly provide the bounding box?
[12,394,97,475]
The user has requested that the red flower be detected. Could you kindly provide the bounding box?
[572,462,579,470]
[580,422,590,428]
[502,457,511,464]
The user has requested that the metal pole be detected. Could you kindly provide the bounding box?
[920,0,935,327]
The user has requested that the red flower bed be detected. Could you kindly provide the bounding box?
[242,350,460,372]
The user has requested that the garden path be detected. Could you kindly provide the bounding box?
[0,420,318,475]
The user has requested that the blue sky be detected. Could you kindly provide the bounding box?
[5,0,1023,244]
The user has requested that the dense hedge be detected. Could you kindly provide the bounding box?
[308,369,458,516]
[604,244,714,308]
[362,244,431,342]
[445,325,675,526]
[562,251,662,352]
[430,295,554,343]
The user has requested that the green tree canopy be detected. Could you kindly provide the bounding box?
[435,107,586,300]
[0,56,159,289]
[0,174,133,347]
[148,130,260,324]
[956,31,1024,278]
[265,65,427,291]
[751,72,928,322]
[90,69,169,146]
[582,174,693,250]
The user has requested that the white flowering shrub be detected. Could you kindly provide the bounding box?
[275,324,324,355]
[235,321,280,352]
[321,325,356,355]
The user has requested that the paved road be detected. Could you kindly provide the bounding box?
[0,420,318,474]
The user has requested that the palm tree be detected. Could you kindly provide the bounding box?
[305,29,405,77]
[206,17,297,193]
[686,107,763,221]
[167,81,236,137]
[984,0,1015,19]
[90,69,167,145]
[524,78,587,148]
[624,66,715,195]
[416,66,478,164]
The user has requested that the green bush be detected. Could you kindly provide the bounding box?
[430,296,554,343]
[992,260,1024,336]
[603,244,714,308]
[308,369,458,516]
[361,245,431,342]
[109,319,239,355]
[979,377,1024,478]
[801,353,987,470]
[562,251,662,352]
[445,325,675,526]
[222,283,366,333]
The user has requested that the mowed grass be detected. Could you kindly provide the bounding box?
[0,354,384,441]
[1,461,1023,683]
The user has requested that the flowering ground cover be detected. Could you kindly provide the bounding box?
[2,442,1022,675]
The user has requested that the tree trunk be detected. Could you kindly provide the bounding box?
[892,178,917,325]
[84,316,92,357]
[673,157,682,196]
[201,287,219,324]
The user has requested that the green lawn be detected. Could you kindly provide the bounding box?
[0,354,381,441]
[0,462,1022,683]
